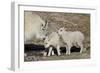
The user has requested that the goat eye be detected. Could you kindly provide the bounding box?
[60,30,62,31]
[45,42,48,44]
[41,24,43,26]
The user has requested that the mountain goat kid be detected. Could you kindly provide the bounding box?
[58,27,85,55]
[44,32,65,56]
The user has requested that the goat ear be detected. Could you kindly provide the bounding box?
[62,27,65,29]
[45,20,48,24]
[45,20,49,27]
[46,33,48,36]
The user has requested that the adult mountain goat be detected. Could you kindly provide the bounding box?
[44,32,66,56]
[58,27,85,55]
[24,12,48,43]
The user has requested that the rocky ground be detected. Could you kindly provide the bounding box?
[24,49,90,62]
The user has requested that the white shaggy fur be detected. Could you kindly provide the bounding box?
[44,32,66,56]
[58,27,85,55]
[24,12,48,43]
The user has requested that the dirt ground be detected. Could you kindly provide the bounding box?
[24,48,90,62]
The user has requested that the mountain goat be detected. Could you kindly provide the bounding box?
[58,27,85,55]
[44,32,66,56]
[24,12,48,43]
